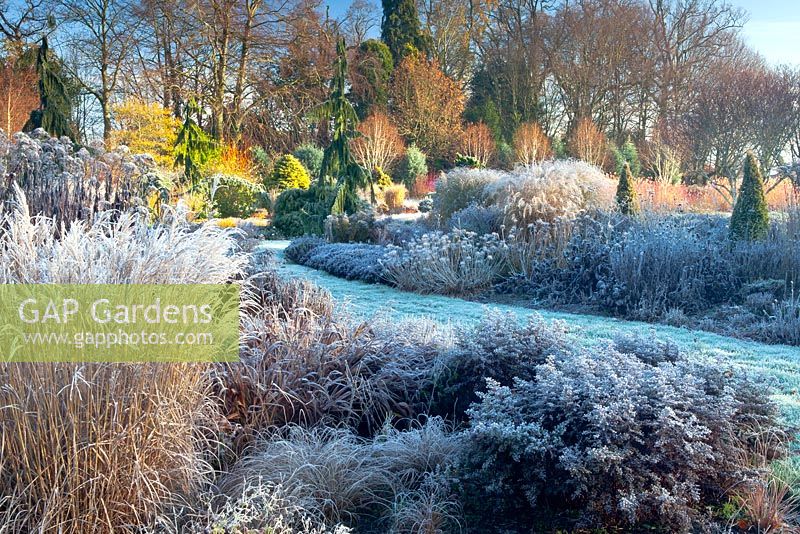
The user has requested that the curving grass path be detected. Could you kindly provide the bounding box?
[260,240,800,424]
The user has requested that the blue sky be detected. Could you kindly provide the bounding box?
[325,0,799,67]
[731,0,800,66]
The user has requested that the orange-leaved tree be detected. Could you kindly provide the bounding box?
[390,51,464,163]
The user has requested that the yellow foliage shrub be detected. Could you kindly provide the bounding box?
[216,217,238,228]
[111,99,180,168]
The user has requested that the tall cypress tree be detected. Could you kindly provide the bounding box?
[311,37,369,215]
[381,0,429,63]
[24,36,74,139]
[730,152,770,241]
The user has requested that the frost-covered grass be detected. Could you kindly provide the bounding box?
[263,240,800,425]
[0,190,246,533]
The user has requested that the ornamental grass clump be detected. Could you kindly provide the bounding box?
[432,167,500,221]
[485,160,615,232]
[217,419,462,529]
[0,188,246,533]
[381,229,508,294]
[216,271,442,443]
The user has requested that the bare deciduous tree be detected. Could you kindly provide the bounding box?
[513,122,551,165]
[351,111,405,173]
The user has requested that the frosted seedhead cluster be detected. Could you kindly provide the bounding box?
[0,130,165,226]
[382,229,508,294]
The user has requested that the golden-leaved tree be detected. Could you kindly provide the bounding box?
[111,99,180,167]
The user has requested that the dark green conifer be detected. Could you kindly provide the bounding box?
[381,0,430,62]
[616,162,639,215]
[730,152,770,241]
[311,37,369,215]
[174,99,217,191]
[24,36,74,139]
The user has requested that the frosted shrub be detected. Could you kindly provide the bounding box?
[0,130,162,227]
[432,311,570,419]
[500,211,626,303]
[432,167,501,221]
[286,237,389,283]
[381,229,507,294]
[192,482,351,534]
[372,217,427,246]
[324,210,377,243]
[285,235,326,264]
[486,160,615,229]
[601,215,736,318]
[447,203,503,235]
[462,337,785,530]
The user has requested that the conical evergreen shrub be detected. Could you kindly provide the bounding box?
[730,152,770,241]
[616,162,639,215]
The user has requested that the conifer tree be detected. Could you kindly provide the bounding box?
[311,37,369,215]
[381,0,429,62]
[614,138,641,177]
[174,99,217,191]
[616,162,639,215]
[730,152,770,241]
[24,36,74,139]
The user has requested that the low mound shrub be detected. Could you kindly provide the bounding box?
[447,203,503,235]
[431,312,570,419]
[285,235,327,264]
[213,173,264,217]
[324,210,377,243]
[267,154,312,191]
[461,334,787,530]
[272,185,336,237]
[304,243,389,283]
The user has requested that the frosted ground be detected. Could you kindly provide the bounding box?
[262,240,800,425]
